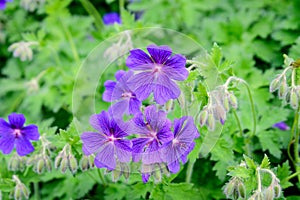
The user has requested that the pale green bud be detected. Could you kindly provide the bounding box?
[228,92,238,109]
[199,109,208,127]
[44,156,52,172]
[273,185,281,198]
[36,159,45,174]
[237,182,246,199]
[112,169,122,182]
[80,155,89,171]
[68,155,78,174]
[14,185,22,200]
[278,79,288,99]
[290,88,299,109]
[207,113,215,131]
[20,183,30,199]
[54,152,63,169]
[165,99,174,112]
[89,155,95,169]
[8,41,38,62]
[153,167,162,183]
[8,156,20,172]
[223,180,235,198]
[264,187,274,200]
[215,105,226,125]
[269,77,281,92]
[60,157,69,173]
[223,96,230,112]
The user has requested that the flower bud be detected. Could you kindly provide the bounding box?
[36,159,45,174]
[290,87,299,109]
[228,92,238,109]
[223,96,230,112]
[80,155,89,171]
[263,187,274,200]
[165,99,174,112]
[207,113,215,131]
[14,185,22,200]
[19,183,30,199]
[44,156,52,172]
[199,109,208,127]
[237,182,246,199]
[273,185,281,198]
[8,41,38,62]
[269,77,281,92]
[54,152,63,169]
[153,167,162,183]
[223,180,235,198]
[89,155,95,169]
[278,79,288,99]
[60,157,69,173]
[8,156,20,172]
[215,105,226,125]
[120,162,130,180]
[68,155,78,174]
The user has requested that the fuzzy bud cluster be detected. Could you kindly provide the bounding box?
[11,175,30,200]
[55,144,78,174]
[20,0,45,12]
[27,154,52,174]
[8,153,26,172]
[199,85,238,131]
[223,177,246,200]
[270,55,300,110]
[79,155,95,171]
[8,41,38,61]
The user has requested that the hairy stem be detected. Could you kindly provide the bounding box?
[232,110,243,137]
[291,106,300,182]
[97,169,107,186]
[242,82,257,136]
[34,182,40,200]
[185,160,195,183]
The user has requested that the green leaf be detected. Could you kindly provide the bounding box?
[260,154,270,169]
[228,166,250,179]
[257,130,282,159]
[243,155,257,170]
[276,161,293,189]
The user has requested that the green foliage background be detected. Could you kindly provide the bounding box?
[0,0,299,199]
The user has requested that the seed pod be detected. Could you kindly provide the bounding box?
[228,92,238,109]
[80,156,89,171]
[237,182,246,199]
[36,159,45,174]
[199,109,208,127]
[60,157,69,173]
[68,155,78,174]
[207,113,215,131]
[278,79,288,99]
[290,88,299,109]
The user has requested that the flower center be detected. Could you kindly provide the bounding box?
[108,135,116,142]
[153,64,162,74]
[121,92,132,99]
[13,129,22,138]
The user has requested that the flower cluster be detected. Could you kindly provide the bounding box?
[81,44,200,182]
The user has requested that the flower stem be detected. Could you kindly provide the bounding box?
[59,19,80,64]
[242,81,257,136]
[34,182,40,200]
[291,106,300,182]
[232,110,242,137]
[97,169,107,185]
[185,160,195,183]
[284,171,300,182]
[256,167,262,193]
[80,0,104,32]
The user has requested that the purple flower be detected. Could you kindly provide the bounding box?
[0,113,40,156]
[103,12,121,25]
[81,111,132,170]
[130,105,173,182]
[126,44,188,105]
[272,121,290,131]
[103,70,141,117]
[0,0,12,10]
[162,116,199,173]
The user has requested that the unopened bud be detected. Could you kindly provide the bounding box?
[237,182,246,199]
[224,180,235,198]
[199,109,208,127]
[223,96,230,112]
[215,105,226,125]
[165,99,174,112]
[8,156,20,172]
[290,88,299,109]
[54,153,63,169]
[60,157,69,173]
[19,183,30,199]
[207,113,215,131]
[36,159,45,174]
[228,92,238,109]
[112,169,122,182]
[68,155,78,174]
[44,156,52,172]
[269,77,281,92]
[89,155,95,169]
[264,187,274,200]
[274,185,281,198]
[8,41,38,62]
[232,188,239,200]
[80,155,89,171]
[14,185,22,200]
[278,79,288,99]
[153,167,162,183]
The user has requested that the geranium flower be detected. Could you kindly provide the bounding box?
[103,12,121,25]
[0,0,12,10]
[126,44,188,104]
[0,113,40,156]
[103,70,141,117]
[162,116,199,173]
[272,121,290,131]
[130,105,173,182]
[81,111,132,170]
